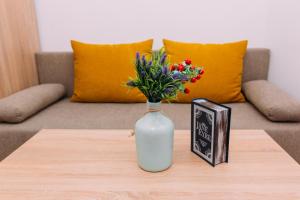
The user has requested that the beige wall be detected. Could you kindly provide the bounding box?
[0,0,40,98]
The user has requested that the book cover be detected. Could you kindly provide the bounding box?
[191,98,231,166]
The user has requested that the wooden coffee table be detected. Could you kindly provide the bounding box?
[0,129,299,199]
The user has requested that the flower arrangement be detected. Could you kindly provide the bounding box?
[127,49,204,103]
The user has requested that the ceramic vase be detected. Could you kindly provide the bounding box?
[134,101,174,172]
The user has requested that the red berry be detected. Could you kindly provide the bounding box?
[170,65,176,71]
[191,77,197,83]
[184,88,190,94]
[178,64,185,72]
[185,59,192,65]
[196,74,201,80]
[191,66,195,70]
[200,70,204,75]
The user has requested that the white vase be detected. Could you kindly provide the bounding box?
[134,101,174,172]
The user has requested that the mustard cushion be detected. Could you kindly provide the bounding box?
[71,39,153,102]
[163,39,248,103]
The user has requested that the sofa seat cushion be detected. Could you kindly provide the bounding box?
[1,98,300,162]
[1,98,298,129]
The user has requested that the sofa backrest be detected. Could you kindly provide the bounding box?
[36,48,270,97]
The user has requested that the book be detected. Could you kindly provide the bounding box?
[191,98,231,166]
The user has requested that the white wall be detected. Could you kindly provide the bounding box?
[34,0,300,99]
[265,1,300,100]
[35,0,269,50]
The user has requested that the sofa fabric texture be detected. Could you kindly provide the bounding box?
[243,80,300,122]
[163,39,248,103]
[0,84,65,123]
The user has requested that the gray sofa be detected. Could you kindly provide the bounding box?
[1,49,300,164]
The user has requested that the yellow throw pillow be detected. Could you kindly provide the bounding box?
[163,39,248,103]
[71,39,153,102]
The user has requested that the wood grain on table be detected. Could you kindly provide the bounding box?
[0,129,299,200]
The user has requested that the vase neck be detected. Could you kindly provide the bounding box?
[147,101,161,112]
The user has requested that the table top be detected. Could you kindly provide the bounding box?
[0,129,299,200]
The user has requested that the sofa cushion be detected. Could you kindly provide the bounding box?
[0,84,65,123]
[163,39,248,103]
[243,80,300,122]
[70,39,153,103]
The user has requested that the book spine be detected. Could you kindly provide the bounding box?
[215,110,229,164]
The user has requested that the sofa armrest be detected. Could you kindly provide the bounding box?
[0,84,66,123]
[242,80,300,122]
